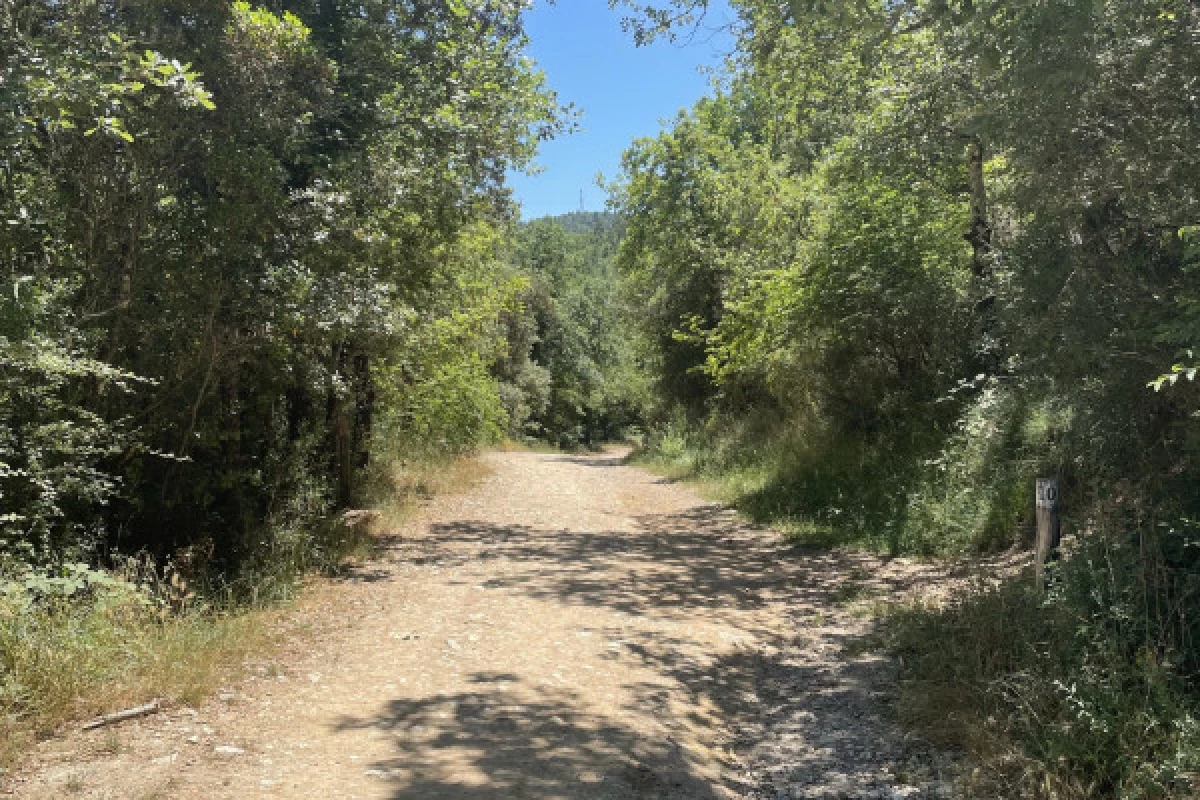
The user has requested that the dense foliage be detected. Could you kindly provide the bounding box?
[0,0,564,574]
[614,0,1200,796]
[496,211,648,447]
[5,0,1200,792]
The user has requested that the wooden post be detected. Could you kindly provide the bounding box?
[1035,478,1061,591]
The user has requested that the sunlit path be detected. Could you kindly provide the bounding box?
[13,451,952,799]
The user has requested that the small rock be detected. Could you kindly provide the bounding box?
[341,509,380,529]
[214,745,244,756]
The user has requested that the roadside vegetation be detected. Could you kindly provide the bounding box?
[0,1,649,767]
[614,1,1200,796]
[0,0,589,770]
[5,0,1199,796]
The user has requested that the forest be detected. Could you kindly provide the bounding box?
[2,0,1200,797]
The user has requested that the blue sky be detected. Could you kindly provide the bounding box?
[509,0,736,220]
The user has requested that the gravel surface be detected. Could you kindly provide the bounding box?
[7,449,959,799]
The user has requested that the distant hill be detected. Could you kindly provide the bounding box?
[532,210,623,237]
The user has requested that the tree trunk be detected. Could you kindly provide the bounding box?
[965,135,992,281]
[328,342,353,507]
[334,410,352,507]
[220,352,246,538]
[351,352,374,469]
[965,134,1001,372]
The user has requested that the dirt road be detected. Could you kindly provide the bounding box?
[11,450,954,799]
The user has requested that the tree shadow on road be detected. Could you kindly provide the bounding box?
[420,506,955,622]
[326,634,915,799]
[545,454,630,468]
[332,505,959,797]
[331,672,740,799]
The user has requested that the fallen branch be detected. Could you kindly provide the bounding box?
[82,700,163,731]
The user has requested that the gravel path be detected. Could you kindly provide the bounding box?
[8,449,957,799]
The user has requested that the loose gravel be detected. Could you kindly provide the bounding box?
[7,449,959,799]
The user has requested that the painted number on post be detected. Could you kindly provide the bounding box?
[1036,478,1059,510]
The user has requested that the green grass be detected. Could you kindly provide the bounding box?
[886,532,1200,799]
[0,451,490,774]
[633,388,1061,557]
[0,588,268,769]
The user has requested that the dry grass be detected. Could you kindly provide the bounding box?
[0,594,272,770]
[372,454,493,529]
[0,453,493,775]
[493,438,561,454]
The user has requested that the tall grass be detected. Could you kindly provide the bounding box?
[0,445,489,774]
[635,388,1062,556]
[0,586,267,768]
[888,517,1200,798]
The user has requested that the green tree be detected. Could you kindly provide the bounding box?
[499,213,647,447]
[1,0,566,568]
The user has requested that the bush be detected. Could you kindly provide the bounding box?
[889,518,1200,799]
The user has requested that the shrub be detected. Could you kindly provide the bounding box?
[889,518,1200,799]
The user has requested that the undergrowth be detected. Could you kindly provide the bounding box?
[888,514,1200,799]
[635,386,1059,556]
[638,386,1200,796]
[0,447,487,774]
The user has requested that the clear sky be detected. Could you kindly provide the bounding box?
[509,0,736,220]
